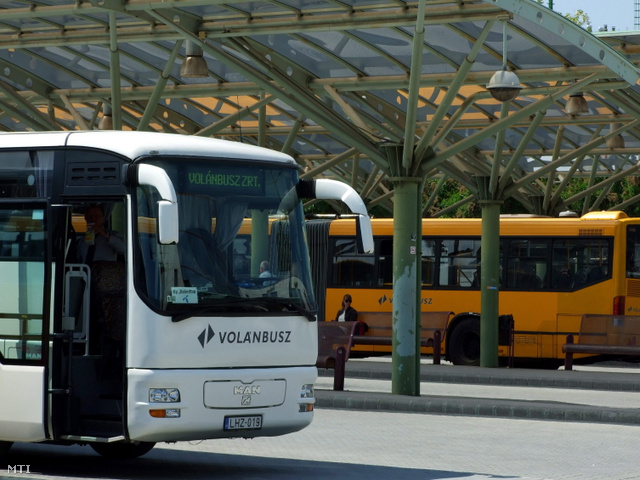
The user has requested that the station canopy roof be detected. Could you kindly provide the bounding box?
[2,0,640,215]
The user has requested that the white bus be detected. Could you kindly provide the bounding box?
[0,131,372,459]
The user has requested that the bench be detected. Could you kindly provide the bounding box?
[317,311,453,390]
[316,320,359,390]
[562,314,640,370]
[353,311,451,353]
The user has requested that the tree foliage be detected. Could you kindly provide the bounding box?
[563,10,591,32]
[420,176,640,219]
[535,1,591,31]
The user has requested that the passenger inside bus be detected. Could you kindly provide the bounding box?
[75,204,126,375]
[259,260,272,278]
[555,268,572,289]
[77,204,124,264]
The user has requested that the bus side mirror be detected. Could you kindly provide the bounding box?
[278,178,373,254]
[306,179,374,254]
[355,212,373,254]
[132,164,180,245]
[157,200,179,245]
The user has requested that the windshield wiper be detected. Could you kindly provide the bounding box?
[172,298,262,322]
[258,297,317,322]
[171,297,316,322]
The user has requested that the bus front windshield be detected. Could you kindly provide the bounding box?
[134,158,316,320]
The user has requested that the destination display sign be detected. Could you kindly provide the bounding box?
[187,166,265,195]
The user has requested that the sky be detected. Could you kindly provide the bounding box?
[550,0,637,32]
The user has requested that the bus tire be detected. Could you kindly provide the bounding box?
[0,441,13,458]
[448,317,480,366]
[90,441,155,459]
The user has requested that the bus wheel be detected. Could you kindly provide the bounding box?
[90,441,155,459]
[448,318,480,366]
[0,441,13,458]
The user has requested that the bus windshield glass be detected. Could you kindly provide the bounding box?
[134,158,316,318]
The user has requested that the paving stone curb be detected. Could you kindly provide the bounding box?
[314,390,640,425]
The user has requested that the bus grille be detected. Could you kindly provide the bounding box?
[627,279,640,297]
[578,228,603,236]
[67,162,120,186]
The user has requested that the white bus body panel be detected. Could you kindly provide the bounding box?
[127,294,318,369]
[0,364,46,442]
[125,294,317,442]
[0,131,296,166]
[127,366,315,442]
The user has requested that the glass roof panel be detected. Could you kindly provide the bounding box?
[511,16,603,68]
[0,0,638,215]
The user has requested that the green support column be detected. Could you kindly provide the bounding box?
[479,199,501,368]
[391,178,422,395]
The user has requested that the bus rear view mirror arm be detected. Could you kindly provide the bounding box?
[130,164,180,245]
[280,179,373,254]
[313,179,373,254]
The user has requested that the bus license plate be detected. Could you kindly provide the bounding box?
[224,415,263,431]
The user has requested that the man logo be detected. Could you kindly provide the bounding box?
[198,325,215,348]
[234,385,261,395]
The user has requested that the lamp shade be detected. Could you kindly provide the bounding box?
[98,114,113,130]
[98,104,113,130]
[606,123,625,149]
[606,134,625,149]
[565,93,589,116]
[180,55,209,78]
[486,70,522,102]
[181,41,209,78]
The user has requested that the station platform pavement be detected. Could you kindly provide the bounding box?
[314,357,640,426]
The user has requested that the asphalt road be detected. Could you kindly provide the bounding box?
[4,407,638,480]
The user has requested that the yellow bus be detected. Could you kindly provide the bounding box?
[306,211,640,366]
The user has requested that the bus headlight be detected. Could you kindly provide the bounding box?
[149,388,181,403]
[300,384,314,399]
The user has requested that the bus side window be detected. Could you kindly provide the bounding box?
[552,239,572,290]
[331,238,375,287]
[421,240,436,287]
[552,238,610,290]
[439,239,481,288]
[553,269,571,289]
[379,238,393,286]
[627,227,640,278]
[573,239,610,289]
[506,239,547,290]
[572,266,590,288]
[588,265,604,282]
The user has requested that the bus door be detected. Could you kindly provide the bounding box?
[50,201,127,443]
[0,201,51,443]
